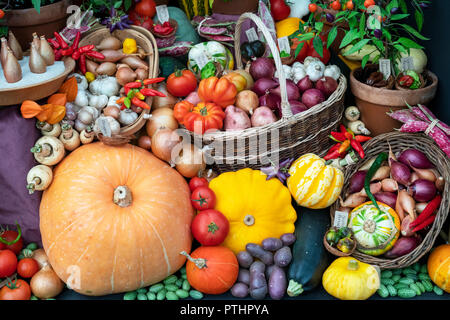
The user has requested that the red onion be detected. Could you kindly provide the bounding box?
[249,57,275,80]
[270,79,300,101]
[374,192,397,209]
[398,149,434,169]
[289,100,308,115]
[408,179,437,202]
[297,75,313,93]
[301,88,325,109]
[259,93,281,117]
[384,236,421,258]
[348,170,367,194]
[252,78,279,96]
[315,76,338,97]
[390,159,411,185]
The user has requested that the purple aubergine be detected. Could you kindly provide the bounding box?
[398,149,434,169]
[249,272,268,299]
[348,170,367,194]
[230,282,249,298]
[280,233,296,246]
[238,268,250,285]
[408,179,437,202]
[268,265,287,300]
[236,250,254,268]
[274,246,292,267]
[246,243,274,265]
[262,237,283,251]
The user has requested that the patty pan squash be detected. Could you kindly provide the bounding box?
[209,168,297,254]
[322,257,380,300]
[287,154,344,209]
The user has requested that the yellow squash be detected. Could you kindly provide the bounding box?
[322,257,380,300]
[287,154,344,209]
[209,168,297,254]
[275,18,303,38]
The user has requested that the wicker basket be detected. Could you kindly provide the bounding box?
[178,13,346,173]
[330,132,450,269]
[79,26,159,144]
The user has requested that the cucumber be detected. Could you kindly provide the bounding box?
[415,282,425,294]
[175,289,189,299]
[149,283,164,293]
[392,275,401,282]
[166,291,179,300]
[182,279,191,291]
[392,269,403,275]
[381,270,393,279]
[123,292,137,300]
[406,274,418,281]
[147,292,156,300]
[409,283,422,296]
[412,263,421,273]
[398,288,416,298]
[165,284,179,292]
[381,278,396,286]
[136,288,147,294]
[403,268,417,276]
[157,289,167,300]
[387,284,397,296]
[164,275,178,285]
[189,290,204,299]
[421,280,433,292]
[418,273,431,281]
[137,293,148,300]
[394,283,409,290]
[399,278,415,285]
[377,284,389,298]
[420,264,428,274]
[287,207,330,296]
[433,286,444,295]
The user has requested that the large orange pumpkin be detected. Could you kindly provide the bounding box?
[197,76,237,108]
[427,244,450,293]
[39,143,194,296]
[184,246,238,295]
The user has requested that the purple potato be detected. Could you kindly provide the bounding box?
[249,272,268,300]
[249,261,266,275]
[274,246,292,267]
[246,243,274,265]
[236,250,254,268]
[280,233,296,246]
[230,282,249,298]
[262,237,283,251]
[268,265,287,300]
[238,268,250,285]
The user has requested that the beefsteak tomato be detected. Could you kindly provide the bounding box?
[191,209,230,246]
[197,77,237,108]
[167,70,198,97]
[183,102,226,135]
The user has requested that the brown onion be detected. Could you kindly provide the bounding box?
[135,68,148,80]
[174,144,206,178]
[100,49,126,62]
[115,66,137,86]
[96,62,117,76]
[103,106,120,119]
[151,129,181,162]
[146,108,178,137]
[138,135,152,150]
[31,248,49,269]
[96,36,122,51]
[121,56,148,70]
[86,59,99,76]
[236,90,259,114]
[30,264,64,299]
[152,82,179,110]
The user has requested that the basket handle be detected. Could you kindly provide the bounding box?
[234,12,292,119]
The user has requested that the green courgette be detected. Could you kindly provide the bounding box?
[287,207,331,297]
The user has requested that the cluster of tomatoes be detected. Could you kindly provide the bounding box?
[189,178,230,246]
[0,228,39,300]
[128,0,157,31]
[309,0,376,13]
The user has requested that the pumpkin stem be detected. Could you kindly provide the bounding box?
[113,186,132,208]
[243,214,255,226]
[347,259,360,271]
[180,251,207,269]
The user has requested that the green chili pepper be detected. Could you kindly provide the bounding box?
[200,61,216,79]
[124,97,131,109]
[364,152,388,212]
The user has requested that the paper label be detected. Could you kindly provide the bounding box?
[401,56,414,72]
[97,117,111,138]
[195,52,209,70]
[246,28,259,42]
[156,5,170,23]
[379,58,391,80]
[333,210,349,228]
[277,36,291,55]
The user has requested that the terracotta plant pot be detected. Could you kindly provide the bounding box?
[0,0,71,51]
[350,65,438,137]
[212,0,259,15]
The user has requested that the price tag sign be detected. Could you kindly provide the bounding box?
[195,52,209,70]
[156,5,170,23]
[401,56,414,72]
[379,58,391,80]
[277,36,290,55]
[246,28,259,42]
[333,210,349,228]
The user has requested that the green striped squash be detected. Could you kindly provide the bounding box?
[178,0,211,20]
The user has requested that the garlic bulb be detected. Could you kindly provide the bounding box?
[89,76,120,97]
[118,109,138,126]
[89,94,108,110]
[71,73,89,90]
[74,89,89,107]
[94,116,121,137]
[305,60,325,82]
[324,65,341,81]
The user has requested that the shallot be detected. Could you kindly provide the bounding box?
[374,192,397,209]
[301,89,325,109]
[252,78,278,96]
[249,57,275,80]
[390,160,411,185]
[348,170,367,194]
[296,76,313,93]
[407,179,437,202]
[315,76,338,97]
[398,149,434,169]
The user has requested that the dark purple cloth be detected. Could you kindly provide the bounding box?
[0,105,42,244]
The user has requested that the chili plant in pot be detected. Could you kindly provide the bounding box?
[296,0,437,136]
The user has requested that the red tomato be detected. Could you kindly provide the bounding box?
[308,3,318,13]
[0,230,23,255]
[166,70,198,97]
[0,279,31,300]
[0,250,18,278]
[191,209,229,246]
[191,187,216,211]
[134,0,156,18]
[189,177,209,193]
[269,0,291,21]
[364,0,375,8]
[128,9,154,30]
[17,258,39,278]
[331,1,341,10]
[346,1,354,10]
[0,9,4,19]
[291,38,309,63]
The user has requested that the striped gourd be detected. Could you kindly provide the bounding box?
[349,202,400,256]
[178,0,211,20]
[287,154,344,209]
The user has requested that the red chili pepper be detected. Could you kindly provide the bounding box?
[328,143,341,153]
[399,75,414,87]
[53,32,68,49]
[350,139,365,159]
[54,49,63,61]
[61,47,74,56]
[140,88,166,97]
[79,45,95,53]
[354,135,372,143]
[47,38,60,49]
[412,214,436,232]
[344,131,353,141]
[71,49,81,60]
[410,195,442,228]
[339,124,347,135]
[143,77,165,85]
[338,140,351,154]
[71,31,81,51]
[84,50,105,60]
[124,81,143,89]
[330,131,346,142]
[79,54,87,74]
[131,97,151,110]
[324,149,341,161]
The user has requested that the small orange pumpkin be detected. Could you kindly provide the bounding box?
[183,246,238,294]
[427,244,450,293]
[197,76,237,108]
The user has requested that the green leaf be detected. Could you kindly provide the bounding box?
[390,14,409,21]
[348,11,359,20]
[399,0,407,13]
[372,38,384,52]
[31,0,41,13]
[400,24,429,40]
[361,54,371,69]
[394,44,407,54]
[124,0,132,11]
[114,0,123,8]
[359,13,366,39]
[294,42,305,59]
[327,26,338,49]
[313,36,324,58]
[397,37,424,49]
[372,54,381,65]
[342,39,370,56]
[386,0,398,12]
[295,32,315,42]
[382,29,392,42]
[315,22,324,33]
[415,9,424,32]
[339,29,360,49]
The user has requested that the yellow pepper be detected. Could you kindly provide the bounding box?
[123,38,137,54]
[85,72,95,83]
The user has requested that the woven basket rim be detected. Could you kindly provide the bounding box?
[330,132,450,269]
